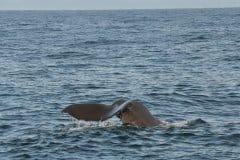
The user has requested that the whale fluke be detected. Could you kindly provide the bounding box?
[62,99,131,121]
[62,99,161,127]
[62,103,111,121]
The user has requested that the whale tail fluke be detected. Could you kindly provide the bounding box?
[62,103,111,121]
[62,99,129,121]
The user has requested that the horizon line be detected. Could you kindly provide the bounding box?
[0,6,239,11]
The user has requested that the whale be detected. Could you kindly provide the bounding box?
[62,99,164,127]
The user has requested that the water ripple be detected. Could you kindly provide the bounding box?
[1,8,240,160]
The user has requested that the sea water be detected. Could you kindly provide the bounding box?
[0,8,240,159]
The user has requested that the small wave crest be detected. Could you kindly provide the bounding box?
[0,124,12,130]
[161,118,207,128]
[83,39,129,46]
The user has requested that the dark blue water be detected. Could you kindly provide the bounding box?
[0,8,240,159]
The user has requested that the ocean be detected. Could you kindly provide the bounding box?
[0,8,240,159]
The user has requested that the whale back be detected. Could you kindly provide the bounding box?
[119,101,159,126]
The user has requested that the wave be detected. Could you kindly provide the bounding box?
[62,118,208,132]
[83,39,130,46]
[0,124,12,130]
[222,55,240,62]
[161,118,207,128]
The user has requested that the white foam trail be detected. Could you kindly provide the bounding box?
[160,120,191,128]
[67,118,122,131]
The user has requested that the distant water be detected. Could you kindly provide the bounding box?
[0,8,240,160]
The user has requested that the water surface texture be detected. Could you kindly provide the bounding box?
[0,8,240,159]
